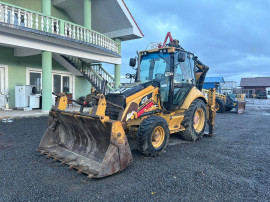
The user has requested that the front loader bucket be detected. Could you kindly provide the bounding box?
[37,110,132,178]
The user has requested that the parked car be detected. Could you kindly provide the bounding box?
[257,91,267,99]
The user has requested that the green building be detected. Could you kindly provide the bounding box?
[0,0,143,110]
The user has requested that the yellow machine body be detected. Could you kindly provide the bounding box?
[124,86,208,135]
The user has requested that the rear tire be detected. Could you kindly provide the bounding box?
[137,116,169,157]
[215,97,225,113]
[180,99,207,141]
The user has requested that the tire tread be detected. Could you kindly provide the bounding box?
[180,99,207,141]
[137,116,169,157]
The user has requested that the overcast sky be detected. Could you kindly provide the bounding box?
[108,0,270,85]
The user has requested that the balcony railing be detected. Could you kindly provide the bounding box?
[0,1,119,54]
[64,22,119,53]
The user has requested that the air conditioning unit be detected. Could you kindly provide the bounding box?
[29,95,40,109]
[15,85,33,108]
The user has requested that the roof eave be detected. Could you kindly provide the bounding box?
[117,0,144,39]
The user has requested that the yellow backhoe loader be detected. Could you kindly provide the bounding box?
[37,32,216,178]
[202,89,246,114]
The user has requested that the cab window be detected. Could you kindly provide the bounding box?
[174,52,195,84]
[140,53,171,102]
[173,52,195,105]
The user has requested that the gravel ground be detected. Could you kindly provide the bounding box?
[0,101,270,202]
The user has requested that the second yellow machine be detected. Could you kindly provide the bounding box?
[37,33,216,178]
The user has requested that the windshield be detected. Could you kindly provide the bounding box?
[140,53,170,102]
[140,53,170,82]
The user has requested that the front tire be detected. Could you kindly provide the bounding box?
[137,116,169,157]
[215,97,225,113]
[180,99,207,141]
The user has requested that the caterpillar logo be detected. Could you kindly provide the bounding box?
[139,93,152,106]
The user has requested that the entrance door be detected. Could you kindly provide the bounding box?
[0,67,5,94]
[0,67,6,108]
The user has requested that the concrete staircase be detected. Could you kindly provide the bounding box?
[62,56,115,93]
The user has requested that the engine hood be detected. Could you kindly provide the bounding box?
[106,81,160,107]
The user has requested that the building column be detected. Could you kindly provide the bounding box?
[114,38,121,88]
[42,0,51,15]
[84,0,91,29]
[42,51,52,111]
[41,0,52,111]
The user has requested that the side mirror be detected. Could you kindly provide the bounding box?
[129,58,136,67]
[178,52,186,62]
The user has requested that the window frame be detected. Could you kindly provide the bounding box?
[0,65,8,94]
[170,51,196,108]
[29,71,42,94]
[173,51,196,85]
[52,73,72,94]
[26,68,74,96]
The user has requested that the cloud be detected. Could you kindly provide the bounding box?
[119,0,270,84]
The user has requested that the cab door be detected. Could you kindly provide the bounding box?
[171,52,195,106]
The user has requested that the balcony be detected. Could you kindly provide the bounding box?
[0,1,121,64]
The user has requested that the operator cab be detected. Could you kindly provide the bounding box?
[130,47,196,110]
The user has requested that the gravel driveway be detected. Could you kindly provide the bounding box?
[0,101,270,201]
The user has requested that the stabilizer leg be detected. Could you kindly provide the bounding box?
[205,88,216,137]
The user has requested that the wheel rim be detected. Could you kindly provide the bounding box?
[151,126,165,148]
[215,103,220,111]
[193,108,205,133]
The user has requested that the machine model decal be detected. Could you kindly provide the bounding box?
[137,101,154,117]
[139,93,153,106]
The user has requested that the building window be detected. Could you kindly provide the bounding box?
[27,69,73,96]
[53,74,72,94]
[53,75,61,94]
[63,76,70,93]
[30,72,41,94]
